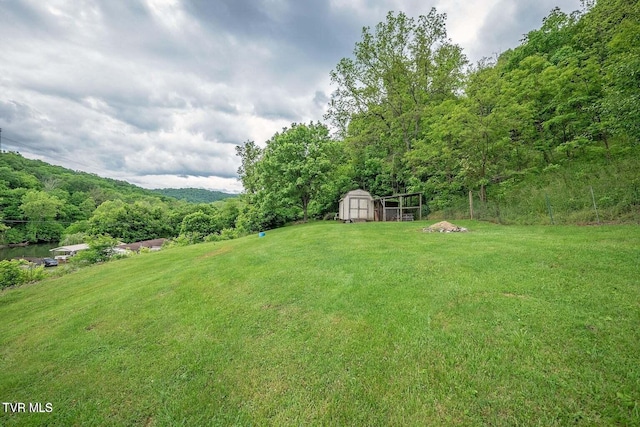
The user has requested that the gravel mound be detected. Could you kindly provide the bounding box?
[423,221,468,233]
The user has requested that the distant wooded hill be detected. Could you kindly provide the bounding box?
[151,188,237,204]
[0,151,166,201]
[0,152,245,245]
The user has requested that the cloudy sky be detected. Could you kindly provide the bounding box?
[0,0,582,193]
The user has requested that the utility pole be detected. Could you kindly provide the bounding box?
[0,128,2,153]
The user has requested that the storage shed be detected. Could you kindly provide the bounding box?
[338,189,375,221]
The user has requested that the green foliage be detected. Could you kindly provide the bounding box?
[235,140,263,195]
[151,188,236,204]
[214,197,242,229]
[70,235,120,265]
[201,228,240,243]
[0,260,23,289]
[327,9,467,195]
[0,153,196,244]
[320,0,640,223]
[20,263,47,283]
[0,259,45,288]
[3,0,640,243]
[179,211,220,238]
[219,228,238,240]
[59,232,89,246]
[88,200,174,242]
[63,220,90,236]
[234,199,272,233]
[167,233,200,247]
[252,122,340,222]
[19,190,64,242]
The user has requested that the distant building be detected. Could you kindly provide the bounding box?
[49,243,90,262]
[114,238,167,254]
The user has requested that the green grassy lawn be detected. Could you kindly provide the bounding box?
[1,221,639,425]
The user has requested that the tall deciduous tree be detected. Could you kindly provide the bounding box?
[260,122,339,222]
[20,190,64,242]
[88,200,173,242]
[455,61,515,202]
[326,9,467,195]
[235,140,263,195]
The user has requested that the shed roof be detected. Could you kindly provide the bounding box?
[116,238,167,252]
[340,189,373,201]
[50,243,90,253]
[375,192,423,201]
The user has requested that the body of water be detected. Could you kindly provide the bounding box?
[0,243,58,261]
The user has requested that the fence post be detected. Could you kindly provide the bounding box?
[590,186,600,224]
[545,193,555,225]
[469,190,474,220]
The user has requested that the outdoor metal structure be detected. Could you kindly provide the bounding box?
[375,192,423,221]
[49,243,90,262]
[338,189,375,221]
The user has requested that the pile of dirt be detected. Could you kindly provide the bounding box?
[423,221,468,233]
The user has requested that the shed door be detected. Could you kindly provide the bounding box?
[349,197,369,219]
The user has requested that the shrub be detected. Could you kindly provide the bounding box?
[168,233,200,247]
[0,260,24,289]
[70,249,101,266]
[204,233,222,242]
[220,228,238,240]
[180,211,220,237]
[20,263,46,283]
[70,234,120,266]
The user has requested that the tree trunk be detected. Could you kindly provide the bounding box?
[302,197,309,222]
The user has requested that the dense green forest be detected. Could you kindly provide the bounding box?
[151,188,236,204]
[237,0,639,228]
[0,152,244,245]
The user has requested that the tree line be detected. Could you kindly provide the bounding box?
[236,0,639,227]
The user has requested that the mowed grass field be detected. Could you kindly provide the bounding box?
[1,221,639,426]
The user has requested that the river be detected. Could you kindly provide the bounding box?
[0,243,59,261]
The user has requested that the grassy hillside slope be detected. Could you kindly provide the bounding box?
[433,151,640,225]
[1,221,639,425]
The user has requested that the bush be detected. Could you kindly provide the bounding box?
[168,233,200,247]
[0,260,25,289]
[70,234,120,266]
[204,233,222,242]
[70,249,101,266]
[180,211,220,237]
[20,263,46,283]
[220,228,238,240]
[46,263,77,279]
[0,260,50,289]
